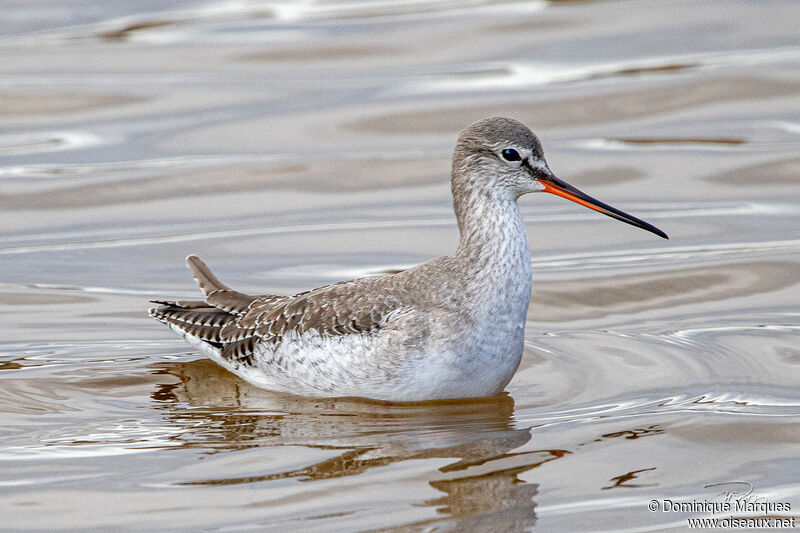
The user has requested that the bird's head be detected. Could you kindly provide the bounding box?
[452,117,668,239]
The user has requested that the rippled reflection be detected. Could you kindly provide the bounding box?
[152,359,552,529]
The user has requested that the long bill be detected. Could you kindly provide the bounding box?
[539,174,669,239]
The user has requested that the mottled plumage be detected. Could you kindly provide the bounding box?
[150,117,667,401]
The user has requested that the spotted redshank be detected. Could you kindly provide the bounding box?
[150,117,667,401]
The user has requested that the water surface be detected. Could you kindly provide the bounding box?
[2,0,800,531]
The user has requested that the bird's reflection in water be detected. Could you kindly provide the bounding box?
[151,359,566,530]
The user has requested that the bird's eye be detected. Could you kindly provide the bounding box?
[501,148,521,162]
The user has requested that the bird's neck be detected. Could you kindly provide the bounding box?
[451,187,532,352]
[453,188,532,283]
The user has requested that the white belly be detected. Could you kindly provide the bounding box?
[186,309,526,402]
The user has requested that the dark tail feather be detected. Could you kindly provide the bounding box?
[149,302,232,344]
[149,299,214,309]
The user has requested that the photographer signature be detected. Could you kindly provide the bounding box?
[704,481,766,506]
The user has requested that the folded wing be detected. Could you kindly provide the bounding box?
[149,255,410,369]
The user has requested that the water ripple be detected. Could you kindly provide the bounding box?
[0,155,274,180]
[403,46,800,94]
[577,137,799,152]
[0,131,104,157]
[531,237,800,273]
[515,388,800,429]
